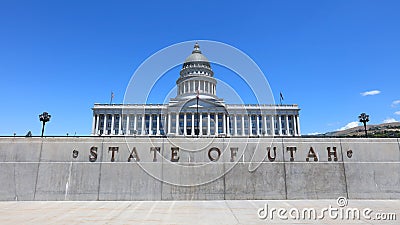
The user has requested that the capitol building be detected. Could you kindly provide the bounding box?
[91,43,300,137]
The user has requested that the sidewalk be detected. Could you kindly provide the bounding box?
[0,200,399,224]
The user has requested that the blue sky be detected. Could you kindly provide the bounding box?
[0,0,399,136]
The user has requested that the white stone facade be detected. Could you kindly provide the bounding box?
[92,43,300,137]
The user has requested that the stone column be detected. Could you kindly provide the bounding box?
[234,115,238,136]
[175,113,179,135]
[207,113,211,136]
[118,114,122,135]
[271,115,275,136]
[103,114,107,135]
[262,115,267,136]
[293,115,298,136]
[278,115,282,136]
[285,115,290,136]
[95,114,100,135]
[156,114,160,135]
[149,114,152,135]
[256,115,260,136]
[296,115,301,135]
[226,116,230,136]
[163,114,167,135]
[223,114,226,134]
[111,114,115,135]
[249,115,252,136]
[215,113,219,136]
[168,113,171,134]
[191,113,195,136]
[184,113,187,135]
[133,114,137,134]
[241,115,245,136]
[126,114,130,135]
[141,114,145,135]
[91,114,96,135]
[199,113,203,135]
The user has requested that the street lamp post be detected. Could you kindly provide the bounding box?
[358,113,369,138]
[39,112,51,137]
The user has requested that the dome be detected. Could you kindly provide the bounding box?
[184,43,210,63]
[176,42,217,98]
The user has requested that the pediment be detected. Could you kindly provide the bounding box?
[168,98,226,111]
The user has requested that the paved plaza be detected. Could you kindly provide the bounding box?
[0,200,399,224]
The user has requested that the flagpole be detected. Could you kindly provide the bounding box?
[110,91,114,105]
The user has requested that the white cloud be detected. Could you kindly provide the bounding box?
[391,100,400,107]
[383,118,398,124]
[395,111,400,115]
[307,132,321,135]
[360,90,381,96]
[337,121,359,131]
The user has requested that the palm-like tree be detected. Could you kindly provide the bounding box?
[39,112,51,137]
[358,113,369,138]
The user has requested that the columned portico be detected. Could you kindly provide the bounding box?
[93,109,300,137]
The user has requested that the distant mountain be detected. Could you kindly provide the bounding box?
[324,122,400,137]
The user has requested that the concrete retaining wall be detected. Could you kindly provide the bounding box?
[0,137,399,200]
